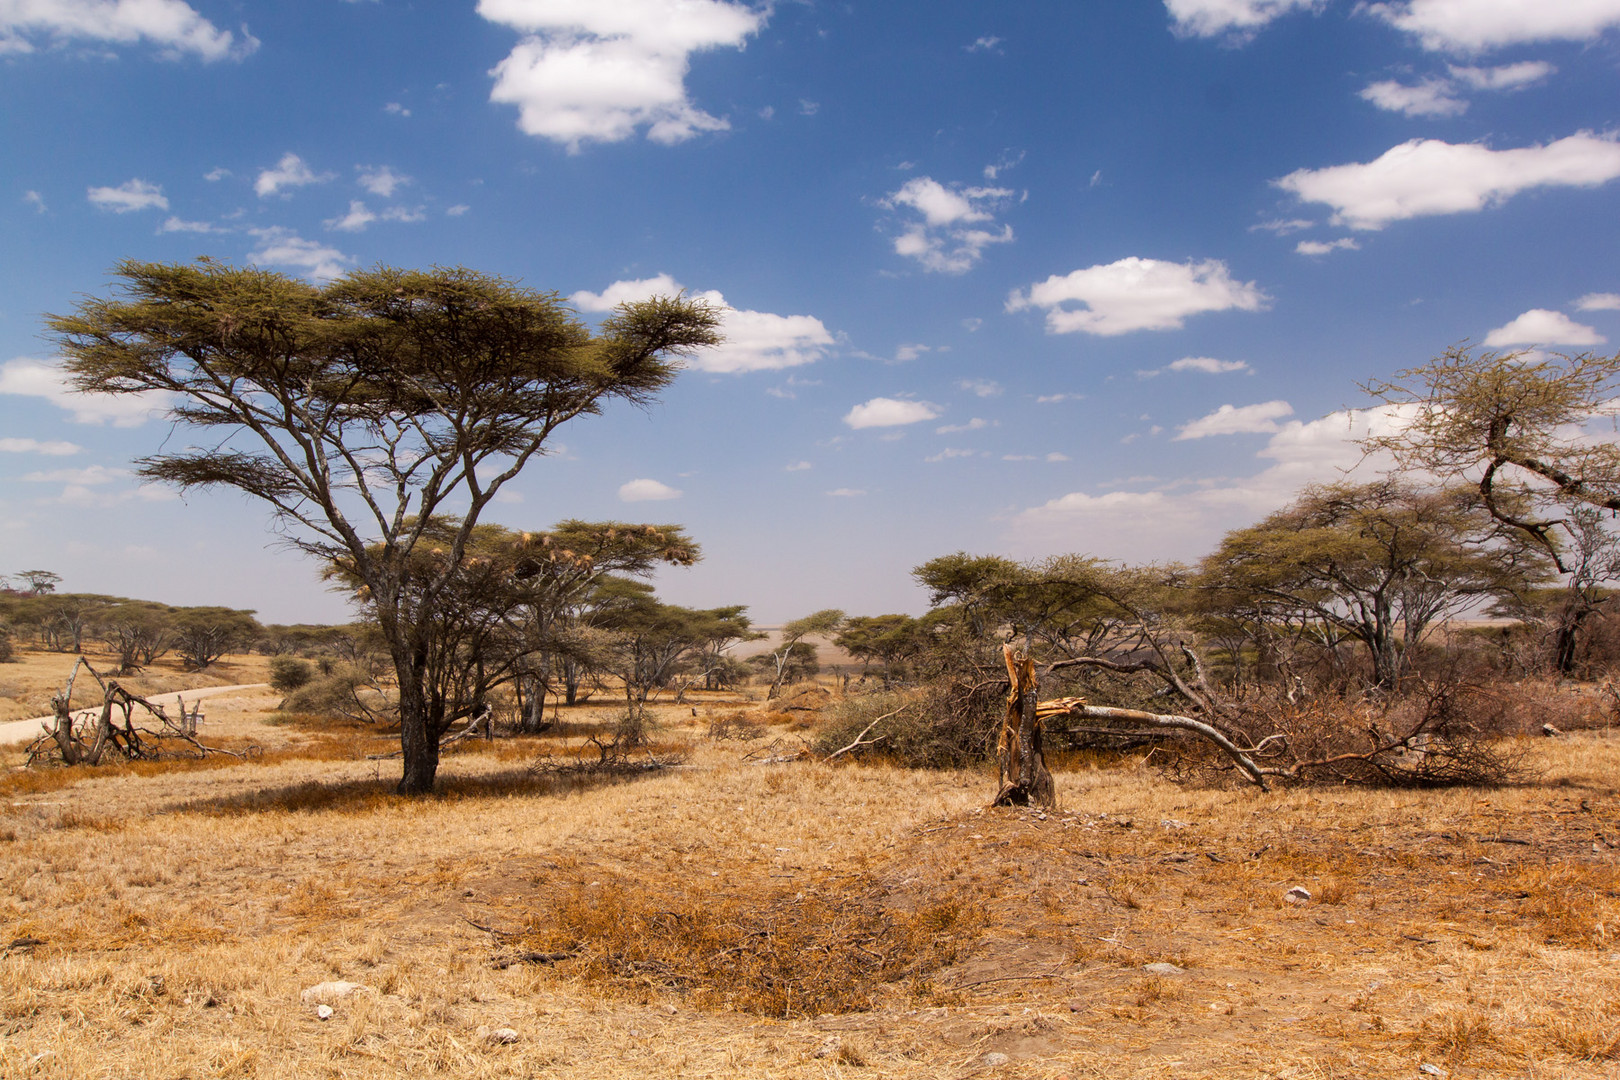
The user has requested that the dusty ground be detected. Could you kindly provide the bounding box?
[0,659,1617,1079]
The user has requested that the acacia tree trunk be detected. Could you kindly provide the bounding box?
[394,643,439,795]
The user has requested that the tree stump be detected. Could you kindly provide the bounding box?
[994,644,1055,808]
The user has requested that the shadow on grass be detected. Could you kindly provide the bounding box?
[171,763,656,817]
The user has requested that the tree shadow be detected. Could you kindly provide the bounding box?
[169,763,658,817]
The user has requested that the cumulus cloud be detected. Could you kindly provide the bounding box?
[1366,0,1620,53]
[1169,356,1251,374]
[357,165,409,197]
[1450,60,1555,89]
[1295,237,1360,256]
[571,274,834,374]
[1483,309,1607,346]
[0,0,255,60]
[1275,132,1620,230]
[247,228,350,282]
[843,397,941,429]
[1176,400,1295,439]
[324,201,426,232]
[1164,0,1320,38]
[957,378,1003,397]
[618,477,682,502]
[0,437,80,455]
[255,153,331,198]
[1007,257,1269,336]
[0,358,168,426]
[1009,404,1418,562]
[1576,292,1620,312]
[884,176,1015,274]
[160,216,220,233]
[479,0,766,150]
[1359,77,1467,117]
[87,179,168,213]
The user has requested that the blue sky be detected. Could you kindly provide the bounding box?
[3,0,1620,625]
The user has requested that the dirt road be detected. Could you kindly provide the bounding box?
[0,683,269,747]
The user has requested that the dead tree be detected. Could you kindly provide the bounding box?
[27,657,241,766]
[994,644,1056,808]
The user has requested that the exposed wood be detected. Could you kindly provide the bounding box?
[995,644,1056,808]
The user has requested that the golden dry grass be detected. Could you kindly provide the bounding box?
[1,687,1618,1079]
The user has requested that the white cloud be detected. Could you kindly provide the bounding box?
[572,275,834,374]
[23,190,45,212]
[1367,0,1620,53]
[1046,451,1070,462]
[1036,392,1083,403]
[958,378,1003,397]
[798,98,819,116]
[480,0,766,151]
[87,179,168,213]
[1450,60,1555,90]
[1295,237,1361,256]
[1575,292,1620,311]
[936,418,989,434]
[1176,400,1295,439]
[1359,77,1467,117]
[1164,0,1320,38]
[1169,356,1251,374]
[785,461,811,472]
[203,167,229,181]
[1009,404,1418,562]
[0,0,254,60]
[447,204,471,216]
[1251,217,1315,235]
[160,216,220,233]
[0,436,80,455]
[884,176,1015,274]
[894,343,931,363]
[247,228,350,282]
[1276,132,1620,230]
[357,165,409,197]
[844,397,941,429]
[255,153,331,198]
[0,358,168,426]
[1007,256,1269,336]
[926,448,979,462]
[618,477,682,502]
[325,201,377,232]
[966,35,1002,52]
[384,102,411,117]
[21,464,123,485]
[1483,309,1607,346]
[826,488,867,497]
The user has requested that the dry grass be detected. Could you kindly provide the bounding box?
[1,684,1619,1078]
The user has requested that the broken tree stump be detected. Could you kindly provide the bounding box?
[994,643,1056,809]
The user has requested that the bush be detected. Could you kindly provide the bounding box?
[0,625,15,663]
[268,656,315,692]
[815,686,1000,768]
[278,665,388,723]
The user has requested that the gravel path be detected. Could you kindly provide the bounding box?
[0,683,270,747]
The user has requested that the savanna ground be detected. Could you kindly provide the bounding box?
[2,647,1618,1079]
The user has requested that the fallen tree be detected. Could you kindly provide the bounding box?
[25,658,244,766]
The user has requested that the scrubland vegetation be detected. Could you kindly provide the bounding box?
[7,267,1620,1074]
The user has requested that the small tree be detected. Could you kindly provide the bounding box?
[53,259,719,793]
[17,570,61,595]
[171,606,262,670]
[765,609,844,699]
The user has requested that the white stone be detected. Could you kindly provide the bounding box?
[300,981,373,1004]
[1284,886,1312,905]
[1143,962,1184,975]
[982,1051,1011,1066]
[315,1004,334,1020]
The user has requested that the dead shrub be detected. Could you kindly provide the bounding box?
[815,687,997,768]
[514,875,985,1017]
[1164,678,1534,788]
[707,711,763,741]
[277,664,390,723]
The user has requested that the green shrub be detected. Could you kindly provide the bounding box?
[268,656,315,692]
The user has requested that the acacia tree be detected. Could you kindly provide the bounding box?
[1365,346,1620,673]
[1200,480,1539,689]
[53,259,719,793]
[765,609,844,699]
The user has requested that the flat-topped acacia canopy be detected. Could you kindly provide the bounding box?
[50,259,721,793]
